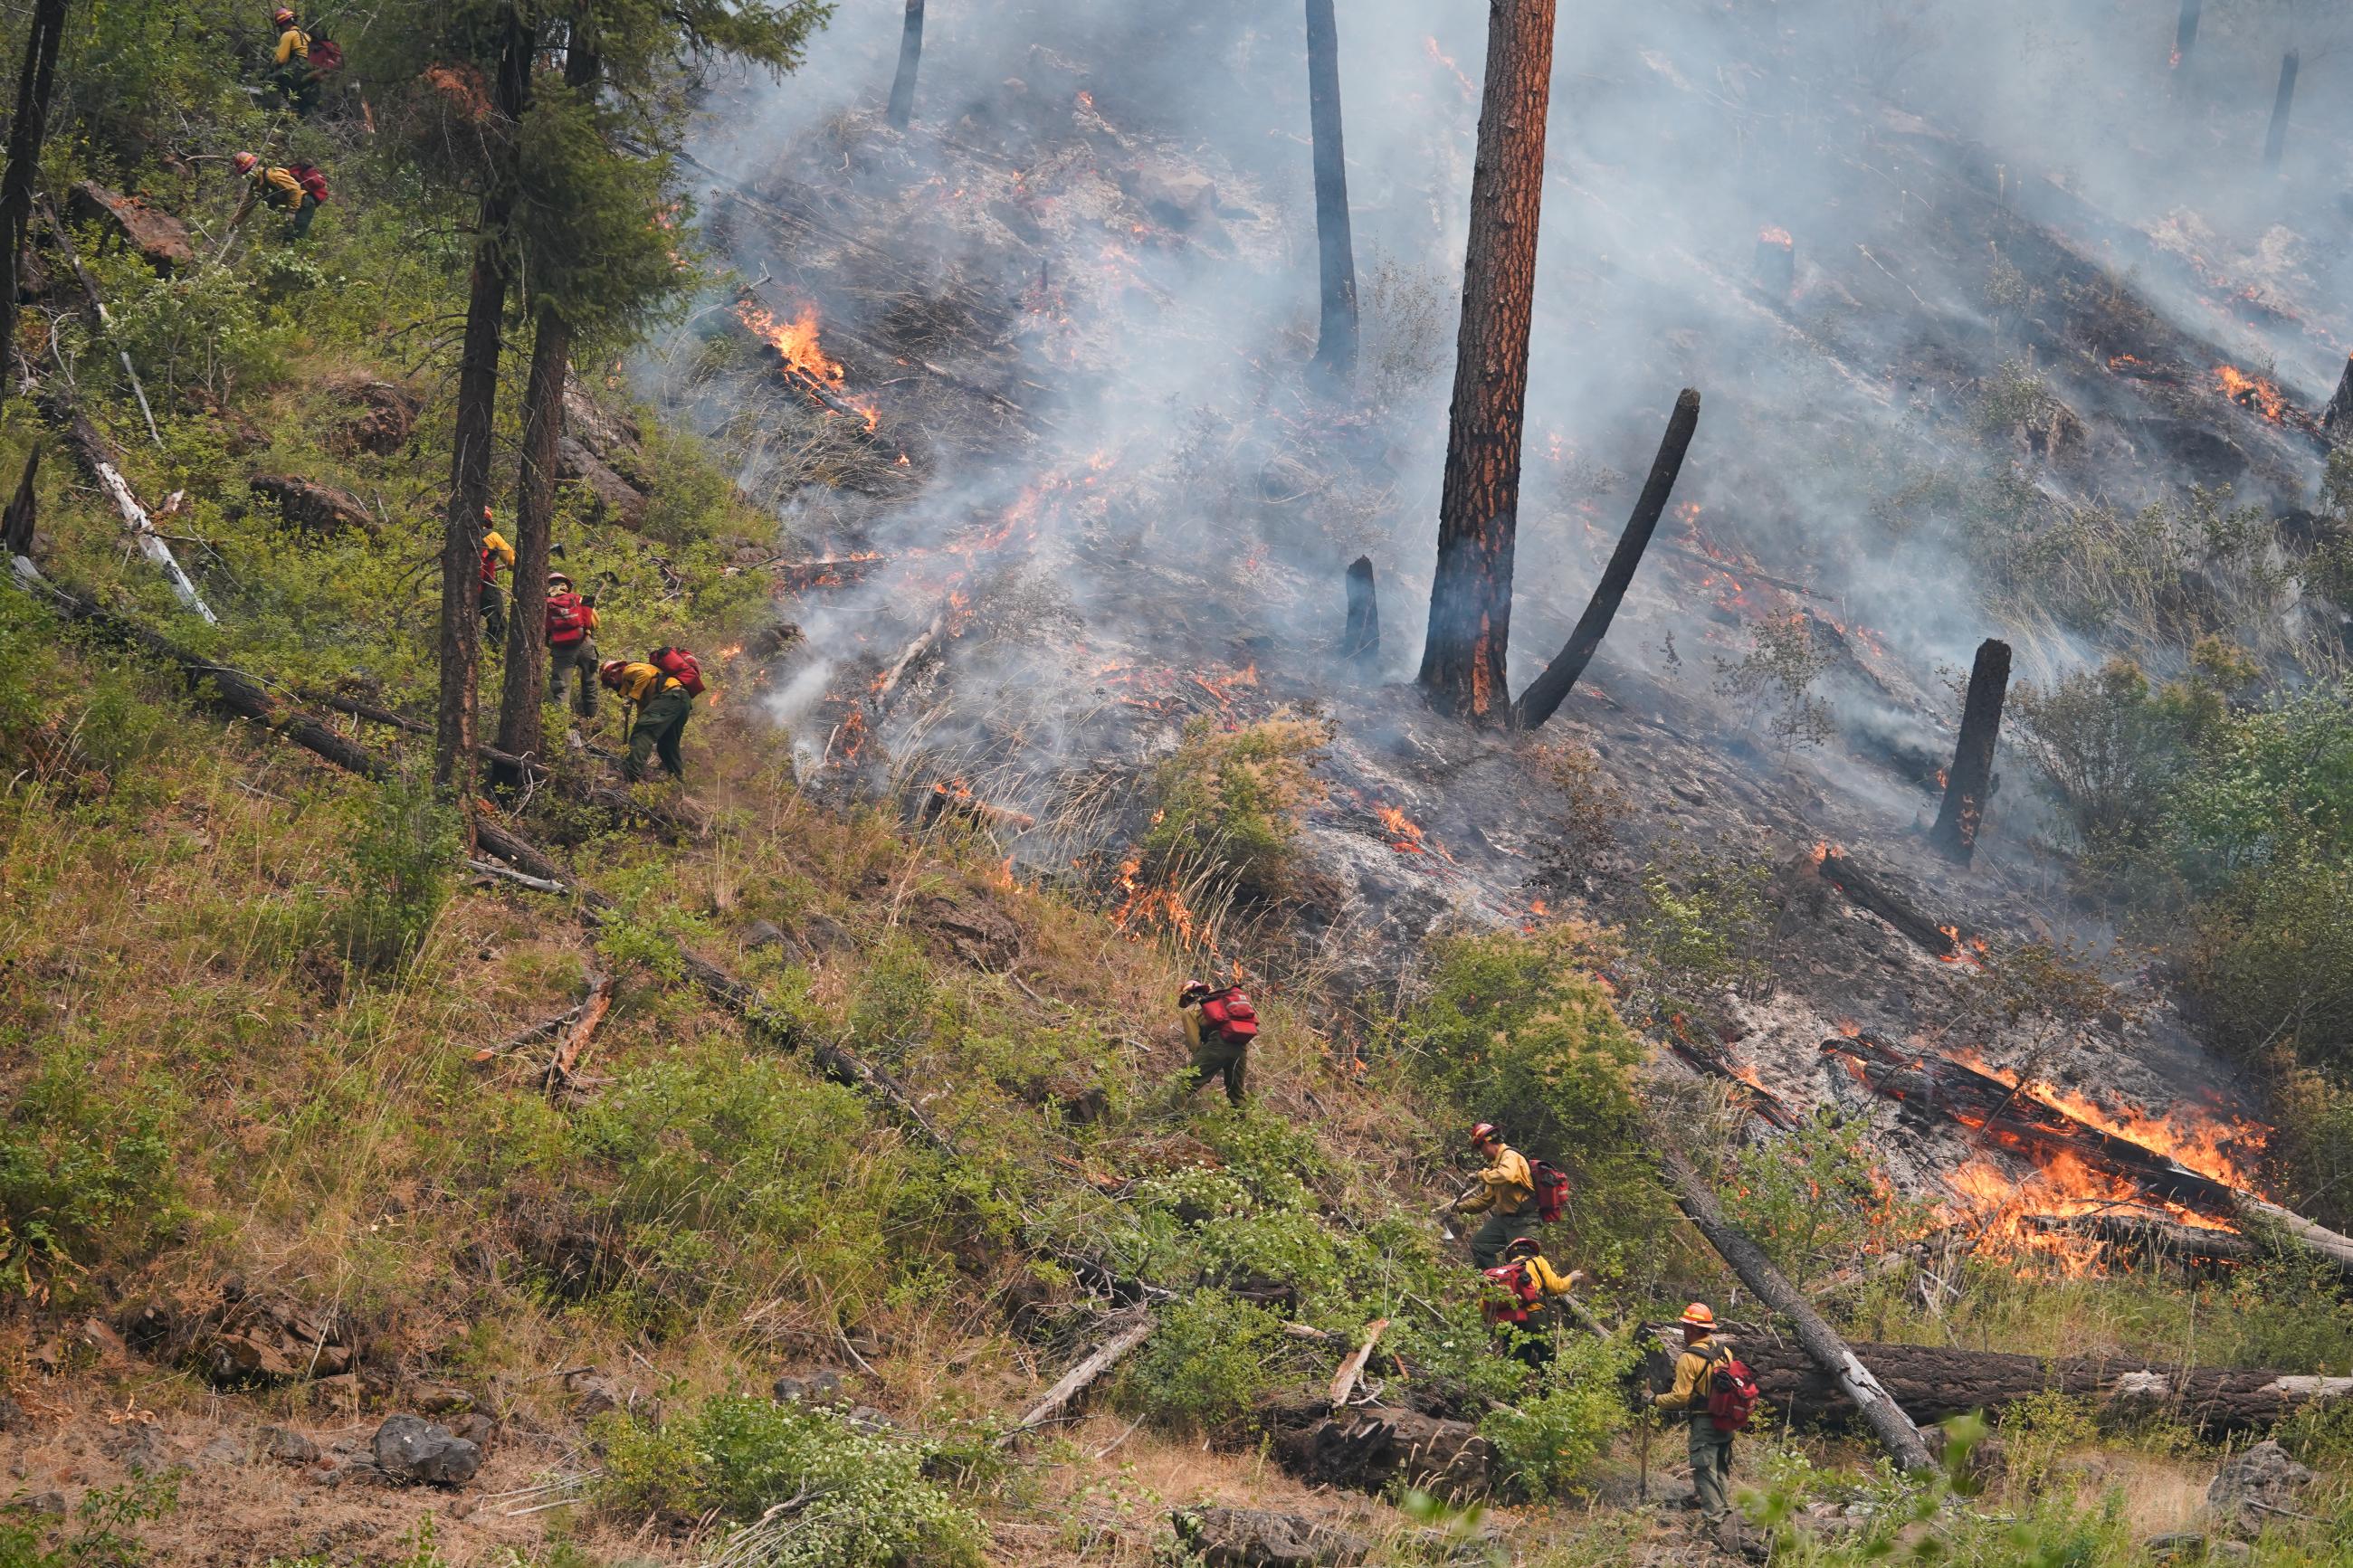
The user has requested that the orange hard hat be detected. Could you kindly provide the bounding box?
[1679,1302,1715,1328]
[233,151,259,174]
[1502,1236,1540,1261]
[1469,1122,1499,1147]
[273,7,297,24]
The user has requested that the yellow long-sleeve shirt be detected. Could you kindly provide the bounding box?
[1520,1254,1582,1297]
[478,529,515,584]
[276,25,310,64]
[1656,1335,1732,1414]
[252,166,306,208]
[608,661,683,704]
[1456,1145,1534,1216]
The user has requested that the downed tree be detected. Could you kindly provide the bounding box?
[1327,1318,1388,1408]
[1261,1398,1492,1499]
[49,404,210,619]
[1002,1310,1154,1445]
[1659,1147,1935,1472]
[1816,848,1968,958]
[1515,387,1702,729]
[1929,637,2010,865]
[1640,1327,2352,1437]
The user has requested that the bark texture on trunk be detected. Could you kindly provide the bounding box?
[1641,1327,2351,1436]
[1305,0,1357,382]
[2263,49,2298,169]
[435,16,534,806]
[1659,1148,1935,1473]
[1416,0,1557,726]
[1816,849,1962,957]
[0,0,67,397]
[1515,388,1700,729]
[1341,554,1379,663]
[887,0,924,128]
[495,304,571,786]
[1929,637,2011,865]
[2323,352,2353,443]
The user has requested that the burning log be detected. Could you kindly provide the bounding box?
[874,603,948,708]
[1305,0,1358,383]
[2262,50,2298,170]
[885,0,923,128]
[1659,1147,1936,1473]
[1341,554,1379,663]
[2026,1212,2258,1270]
[2170,0,2201,73]
[1753,226,1795,298]
[2324,353,2353,444]
[1929,638,2011,866]
[1515,388,1701,730]
[1417,0,1558,726]
[769,554,889,592]
[1815,848,1971,959]
[1643,1329,2351,1437]
[734,298,881,433]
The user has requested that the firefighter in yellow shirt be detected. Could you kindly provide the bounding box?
[1452,1121,1536,1269]
[230,152,321,241]
[598,661,693,783]
[477,510,516,646]
[270,8,319,114]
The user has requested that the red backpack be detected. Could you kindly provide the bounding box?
[545,592,590,645]
[286,162,330,204]
[1198,987,1258,1045]
[1531,1160,1570,1223]
[1703,1345,1761,1433]
[651,646,705,698]
[1481,1262,1539,1326]
[308,37,344,72]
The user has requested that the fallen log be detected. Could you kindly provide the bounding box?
[546,973,615,1094]
[1262,1400,1492,1499]
[1327,1318,1388,1408]
[1002,1310,1154,1444]
[50,403,210,619]
[2027,1212,2257,1269]
[1515,388,1701,729]
[1929,638,2010,865]
[873,603,948,708]
[1816,849,1967,958]
[1640,1326,2353,1436]
[1659,1146,1934,1472]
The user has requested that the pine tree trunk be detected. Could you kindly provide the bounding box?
[2262,50,2298,169]
[1929,637,2011,865]
[2170,0,2201,72]
[1305,0,1357,383]
[887,0,924,128]
[1416,0,1557,726]
[0,0,68,398]
[2323,353,2353,444]
[433,16,534,813]
[1515,389,1700,729]
[495,305,570,787]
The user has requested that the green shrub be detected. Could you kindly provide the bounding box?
[1116,1288,1287,1433]
[1628,842,1771,1029]
[2182,849,2353,1065]
[1712,613,1834,749]
[1724,1108,1927,1278]
[334,777,459,971]
[0,1472,176,1568]
[1479,1333,1636,1498]
[1138,711,1329,893]
[0,1041,180,1299]
[595,1395,984,1568]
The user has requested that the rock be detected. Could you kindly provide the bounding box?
[322,378,419,456]
[2207,1440,2315,1540]
[797,915,853,956]
[67,182,195,271]
[370,1413,481,1487]
[195,1436,243,1468]
[0,1396,28,1434]
[248,475,377,538]
[116,1300,176,1356]
[745,919,786,951]
[416,1386,474,1415]
[105,1424,172,1476]
[565,1369,624,1420]
[261,1426,320,1466]
[557,437,651,528]
[845,1405,895,1433]
[1169,1506,1369,1568]
[773,1369,846,1406]
[448,1412,497,1449]
[24,1492,65,1517]
[908,887,1022,971]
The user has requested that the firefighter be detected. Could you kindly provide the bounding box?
[269,8,317,113]
[1481,1236,1586,1367]
[543,572,600,717]
[1175,977,1258,1107]
[229,151,323,241]
[477,508,514,647]
[599,659,692,783]
[1653,1302,1738,1536]
[1453,1122,1536,1269]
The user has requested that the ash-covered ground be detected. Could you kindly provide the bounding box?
[644,1,2353,1215]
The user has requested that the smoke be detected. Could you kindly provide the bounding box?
[660,0,2352,877]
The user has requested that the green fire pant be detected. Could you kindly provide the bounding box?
[1689,1421,1735,1521]
[480,580,507,645]
[548,637,598,717]
[1177,1035,1248,1107]
[624,689,691,782]
[1467,1209,1536,1270]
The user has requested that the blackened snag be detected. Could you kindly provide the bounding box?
[1929,637,2011,865]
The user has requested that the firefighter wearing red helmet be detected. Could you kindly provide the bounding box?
[1453,1121,1537,1269]
[1175,974,1260,1107]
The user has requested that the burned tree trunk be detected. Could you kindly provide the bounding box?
[1416,0,1558,727]
[2263,50,2298,169]
[886,0,924,129]
[1816,849,1965,957]
[1515,389,1702,729]
[495,305,572,789]
[0,0,66,399]
[1660,1148,1935,1473]
[2323,353,2353,444]
[1341,554,1379,663]
[1642,1329,2351,1437]
[1929,637,2010,865]
[2171,0,2202,73]
[1305,0,1357,383]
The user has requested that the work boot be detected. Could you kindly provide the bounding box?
[1711,1514,1744,1556]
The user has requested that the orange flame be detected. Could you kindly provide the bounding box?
[2215,365,2286,423]
[1951,1049,2270,1194]
[734,299,881,431]
[1375,803,1426,854]
[1758,225,1794,248]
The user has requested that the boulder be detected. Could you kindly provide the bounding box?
[2207,1440,2316,1540]
[908,887,1022,971]
[557,437,651,528]
[195,1436,244,1468]
[67,182,195,271]
[744,919,786,951]
[415,1385,474,1415]
[371,1413,481,1487]
[322,379,420,457]
[1269,1404,1491,1498]
[448,1412,498,1449]
[261,1425,320,1466]
[774,1369,847,1406]
[1169,1506,1369,1568]
[249,475,376,538]
[189,1294,356,1387]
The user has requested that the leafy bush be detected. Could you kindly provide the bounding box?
[1116,1288,1287,1433]
[0,1472,177,1568]
[595,1395,984,1568]
[1713,613,1834,749]
[2181,848,2353,1065]
[335,777,459,971]
[1724,1109,1927,1278]
[1479,1333,1636,1498]
[1628,842,1772,1028]
[0,1042,180,1300]
[1138,711,1329,893]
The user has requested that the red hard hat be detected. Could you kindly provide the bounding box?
[1469,1122,1499,1147]
[272,7,296,24]
[233,151,259,174]
[1503,1237,1540,1260]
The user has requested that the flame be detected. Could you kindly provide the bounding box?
[1110,854,1201,946]
[2214,365,2286,423]
[1375,803,1426,854]
[1834,1019,1862,1037]
[1950,1050,2270,1194]
[734,299,881,432]
[1810,841,1833,865]
[1757,225,1794,248]
[1935,924,1985,969]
